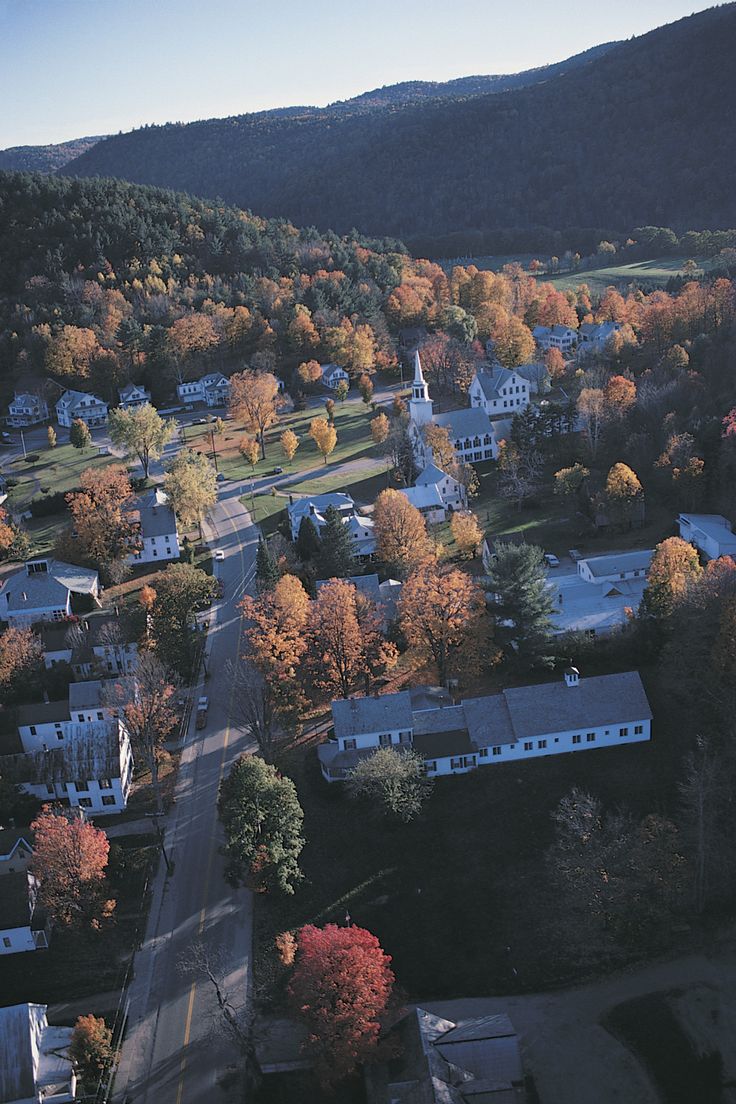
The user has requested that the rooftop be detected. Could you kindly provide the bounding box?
[433,407,495,440]
[0,1004,74,1104]
[1,559,98,615]
[0,870,36,929]
[332,691,414,739]
[415,462,453,486]
[399,485,444,511]
[579,549,653,578]
[502,671,652,740]
[550,574,646,635]
[3,720,127,785]
[0,827,34,861]
[15,700,70,727]
[473,366,515,401]
[288,492,355,519]
[68,676,133,712]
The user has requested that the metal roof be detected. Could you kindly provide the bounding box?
[502,671,652,740]
[332,691,413,739]
[579,549,653,578]
[433,408,495,440]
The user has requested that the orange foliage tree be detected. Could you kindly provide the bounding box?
[309,416,337,464]
[229,369,282,458]
[373,489,434,578]
[30,808,114,928]
[399,562,486,684]
[306,579,397,699]
[65,466,135,578]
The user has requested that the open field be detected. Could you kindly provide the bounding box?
[4,443,114,510]
[446,254,716,294]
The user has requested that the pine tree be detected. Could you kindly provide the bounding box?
[255,537,280,593]
[315,505,356,579]
[296,515,321,561]
[487,541,556,668]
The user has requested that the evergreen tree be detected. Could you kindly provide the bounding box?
[487,541,556,668]
[296,514,321,561]
[315,505,356,579]
[70,418,92,450]
[255,537,280,593]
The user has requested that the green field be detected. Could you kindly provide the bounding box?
[5,442,113,510]
[447,253,715,294]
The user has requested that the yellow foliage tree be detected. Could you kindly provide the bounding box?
[309,417,337,464]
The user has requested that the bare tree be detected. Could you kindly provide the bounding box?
[226,657,279,763]
[679,738,731,913]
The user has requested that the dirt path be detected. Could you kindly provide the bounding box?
[424,941,736,1104]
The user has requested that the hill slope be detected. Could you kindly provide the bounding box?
[62,6,736,249]
[0,136,107,173]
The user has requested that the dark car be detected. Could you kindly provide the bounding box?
[271,466,284,475]
[216,472,226,482]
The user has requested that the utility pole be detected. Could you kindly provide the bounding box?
[20,429,27,460]
[209,428,219,472]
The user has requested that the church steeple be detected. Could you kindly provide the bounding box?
[409,350,433,426]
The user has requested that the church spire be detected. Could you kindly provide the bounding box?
[409,349,433,426]
[413,349,426,387]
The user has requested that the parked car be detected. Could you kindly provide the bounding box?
[216,472,226,482]
[569,548,583,562]
[196,696,209,729]
[216,579,225,598]
[544,553,560,568]
[214,549,225,561]
[270,466,284,475]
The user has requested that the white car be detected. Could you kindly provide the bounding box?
[214,549,225,561]
[544,553,560,568]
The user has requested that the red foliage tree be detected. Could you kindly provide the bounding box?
[288,923,395,1085]
[30,808,114,928]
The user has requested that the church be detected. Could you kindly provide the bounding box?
[408,351,530,468]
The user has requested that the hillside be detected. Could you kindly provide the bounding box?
[0,136,106,173]
[60,6,736,253]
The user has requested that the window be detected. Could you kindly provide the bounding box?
[75,779,88,791]
[619,727,629,737]
[379,733,392,747]
[634,724,644,735]
[96,711,104,721]
[102,795,116,806]
[524,741,533,751]
[77,714,85,722]
[78,798,93,808]
[100,778,112,789]
[492,746,502,757]
[46,784,54,795]
[399,731,412,745]
[538,739,547,749]
[586,733,596,743]
[479,748,488,758]
[29,725,37,736]
[343,738,357,751]
[450,757,463,769]
[426,761,437,772]
[572,734,581,744]
[3,938,10,948]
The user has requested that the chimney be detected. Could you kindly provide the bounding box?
[564,666,580,688]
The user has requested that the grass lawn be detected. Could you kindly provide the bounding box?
[256,698,680,1008]
[0,834,158,1010]
[5,443,114,510]
[545,256,714,294]
[244,469,393,538]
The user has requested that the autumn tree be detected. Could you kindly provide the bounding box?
[108,403,176,479]
[324,397,335,422]
[70,418,92,451]
[603,374,636,417]
[46,425,57,449]
[30,808,114,928]
[280,428,299,464]
[399,563,486,684]
[315,505,356,580]
[240,574,310,732]
[164,449,217,538]
[218,754,304,894]
[497,438,542,510]
[577,388,605,459]
[168,313,219,370]
[239,435,260,470]
[358,373,374,405]
[65,465,135,580]
[335,379,349,402]
[605,462,643,529]
[297,359,323,387]
[309,416,337,464]
[487,542,556,668]
[374,488,434,578]
[69,1015,114,1093]
[370,412,390,446]
[0,506,15,555]
[229,369,282,458]
[348,748,433,822]
[287,923,395,1086]
[148,562,218,675]
[554,463,589,499]
[450,510,483,557]
[0,626,44,702]
[544,347,566,381]
[641,536,702,619]
[656,432,704,509]
[422,423,457,474]
[45,325,99,380]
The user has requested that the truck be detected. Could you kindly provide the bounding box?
[196,695,209,729]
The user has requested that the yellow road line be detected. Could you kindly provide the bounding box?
[174,501,249,1104]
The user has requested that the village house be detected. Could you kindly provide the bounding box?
[320,363,350,390]
[14,678,132,748]
[0,829,35,877]
[677,513,736,561]
[3,718,134,814]
[0,872,49,955]
[415,461,467,511]
[0,1003,76,1101]
[318,668,652,782]
[1,559,100,628]
[408,352,506,466]
[515,360,552,394]
[532,324,578,353]
[398,483,447,524]
[366,1007,526,1104]
[55,389,108,428]
[288,492,357,540]
[468,363,531,418]
[118,382,152,410]
[177,372,230,407]
[6,392,49,428]
[127,487,180,564]
[345,513,377,561]
[40,611,138,676]
[316,573,402,622]
[577,320,622,356]
[549,549,653,636]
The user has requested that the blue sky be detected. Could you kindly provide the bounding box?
[0,0,715,148]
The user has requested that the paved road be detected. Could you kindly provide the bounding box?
[114,485,259,1104]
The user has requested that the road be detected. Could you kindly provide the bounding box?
[114,483,260,1104]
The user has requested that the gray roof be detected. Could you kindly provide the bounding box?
[463,694,516,748]
[1,559,98,615]
[16,701,70,726]
[0,828,34,860]
[412,704,467,736]
[413,727,474,760]
[416,462,453,486]
[316,574,381,600]
[0,1003,39,1100]
[433,408,494,441]
[400,485,444,511]
[332,692,413,739]
[3,720,126,784]
[581,549,653,578]
[502,671,652,740]
[473,367,514,401]
[0,871,35,929]
[69,677,132,712]
[288,492,354,520]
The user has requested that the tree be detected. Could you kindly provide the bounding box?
[239,435,260,469]
[0,506,15,554]
[385,420,416,486]
[240,575,310,732]
[603,374,636,416]
[255,536,280,593]
[228,656,282,763]
[108,403,176,479]
[30,808,114,928]
[218,754,304,894]
[348,747,433,822]
[287,923,394,1086]
[373,489,434,578]
[641,536,702,619]
[496,439,542,510]
[315,505,356,579]
[358,374,374,405]
[46,425,57,449]
[148,562,218,676]
[305,579,393,700]
[335,379,349,402]
[370,412,390,446]
[65,466,135,579]
[70,418,92,451]
[679,738,730,913]
[309,416,337,464]
[399,563,486,684]
[450,510,483,557]
[280,428,299,464]
[422,423,457,474]
[544,347,566,381]
[164,449,217,538]
[605,462,643,529]
[0,626,44,702]
[487,542,556,668]
[213,416,225,436]
[69,1015,114,1093]
[296,514,321,561]
[554,463,589,499]
[108,652,178,814]
[229,369,282,458]
[577,388,605,459]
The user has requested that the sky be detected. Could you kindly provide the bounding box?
[0,0,717,149]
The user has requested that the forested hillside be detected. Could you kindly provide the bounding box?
[61,6,736,253]
[0,136,106,174]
